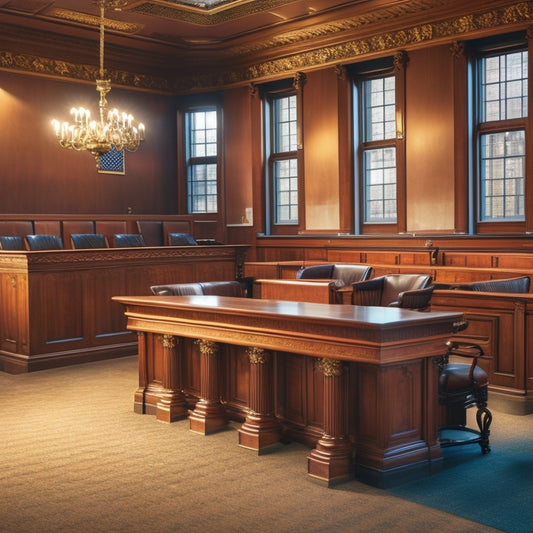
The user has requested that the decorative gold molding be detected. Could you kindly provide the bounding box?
[246,346,270,364]
[315,358,344,378]
[160,334,177,349]
[1,1,531,93]
[49,8,142,34]
[0,51,170,92]
[194,339,218,355]
[176,1,533,92]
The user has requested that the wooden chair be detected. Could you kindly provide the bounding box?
[296,263,373,286]
[168,233,198,246]
[0,236,24,250]
[352,273,433,309]
[70,234,109,249]
[25,234,64,250]
[436,324,492,454]
[113,234,146,247]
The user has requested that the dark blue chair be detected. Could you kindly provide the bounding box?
[113,234,146,247]
[25,234,64,250]
[168,233,197,246]
[0,236,24,250]
[71,234,109,249]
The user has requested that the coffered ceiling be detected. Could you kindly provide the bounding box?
[0,0,530,93]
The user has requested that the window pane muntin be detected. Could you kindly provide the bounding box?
[269,92,299,226]
[273,95,297,153]
[364,76,396,142]
[273,158,298,224]
[481,50,528,123]
[363,147,397,223]
[186,108,218,214]
[480,130,525,221]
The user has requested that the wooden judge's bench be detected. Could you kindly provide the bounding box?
[0,245,246,373]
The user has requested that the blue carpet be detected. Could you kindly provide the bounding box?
[388,414,533,533]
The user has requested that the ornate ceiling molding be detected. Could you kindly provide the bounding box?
[225,0,449,57]
[130,0,294,26]
[177,1,533,92]
[0,1,531,94]
[49,8,142,34]
[0,50,171,93]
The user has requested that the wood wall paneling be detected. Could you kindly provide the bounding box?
[405,46,456,232]
[224,87,254,227]
[0,72,177,215]
[303,69,341,232]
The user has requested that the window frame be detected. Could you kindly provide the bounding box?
[261,77,305,236]
[185,107,219,214]
[468,33,530,234]
[350,53,407,235]
[176,95,224,217]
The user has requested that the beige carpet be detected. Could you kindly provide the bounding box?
[0,356,502,533]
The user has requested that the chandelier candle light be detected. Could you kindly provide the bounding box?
[51,0,145,169]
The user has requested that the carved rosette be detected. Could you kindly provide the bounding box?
[315,358,344,377]
[160,334,177,350]
[194,339,219,356]
[246,346,270,364]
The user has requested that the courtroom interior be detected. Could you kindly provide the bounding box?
[1,1,532,531]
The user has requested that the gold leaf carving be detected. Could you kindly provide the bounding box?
[195,339,218,355]
[246,346,270,364]
[49,8,141,34]
[160,334,177,349]
[315,358,344,377]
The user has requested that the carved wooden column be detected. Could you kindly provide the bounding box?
[308,358,353,484]
[189,339,227,434]
[156,334,188,423]
[239,347,281,453]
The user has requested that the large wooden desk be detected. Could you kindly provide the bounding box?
[114,295,462,487]
[0,245,246,373]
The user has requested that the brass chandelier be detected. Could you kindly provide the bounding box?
[51,0,145,169]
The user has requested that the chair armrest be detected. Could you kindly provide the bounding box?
[352,277,384,306]
[396,286,434,310]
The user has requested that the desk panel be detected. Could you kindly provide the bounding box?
[0,246,246,372]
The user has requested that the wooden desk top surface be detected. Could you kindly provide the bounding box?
[114,295,462,364]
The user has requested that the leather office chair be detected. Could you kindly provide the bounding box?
[351,273,433,309]
[70,233,109,249]
[150,281,244,297]
[168,232,198,246]
[0,236,24,250]
[296,263,373,286]
[456,276,530,293]
[113,234,146,247]
[436,326,492,454]
[25,234,64,250]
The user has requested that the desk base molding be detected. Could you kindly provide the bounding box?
[355,457,444,489]
[0,342,137,374]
